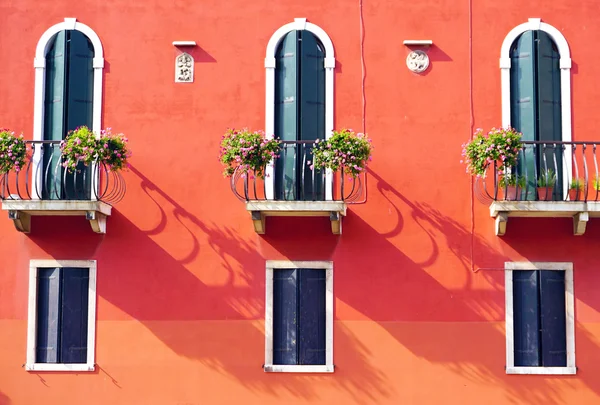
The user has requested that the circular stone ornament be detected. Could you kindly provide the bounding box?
[406,50,430,73]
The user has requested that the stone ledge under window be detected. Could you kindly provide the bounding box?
[1,200,112,234]
[246,201,347,235]
[490,201,600,236]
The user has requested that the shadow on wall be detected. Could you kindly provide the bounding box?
[0,391,10,405]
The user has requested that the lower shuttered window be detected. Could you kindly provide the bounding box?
[26,260,97,371]
[265,261,333,372]
[505,262,575,375]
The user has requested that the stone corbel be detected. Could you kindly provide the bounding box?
[8,210,31,233]
[86,211,107,234]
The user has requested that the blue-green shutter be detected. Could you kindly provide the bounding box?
[536,32,563,200]
[36,268,61,363]
[298,269,326,365]
[60,268,89,364]
[275,31,299,201]
[513,270,541,366]
[299,32,326,200]
[511,31,537,199]
[273,269,298,365]
[539,271,567,367]
[43,32,67,200]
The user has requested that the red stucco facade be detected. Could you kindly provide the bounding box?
[1,0,600,404]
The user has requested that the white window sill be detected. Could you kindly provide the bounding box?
[264,364,334,373]
[506,366,576,375]
[25,363,95,372]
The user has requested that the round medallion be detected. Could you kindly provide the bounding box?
[406,50,430,73]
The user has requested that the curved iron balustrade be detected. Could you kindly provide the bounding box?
[0,140,126,204]
[230,140,365,203]
[475,141,600,204]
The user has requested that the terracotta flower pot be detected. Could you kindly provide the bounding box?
[569,188,581,201]
[537,187,554,201]
[503,186,518,201]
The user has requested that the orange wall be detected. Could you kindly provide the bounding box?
[1,0,600,404]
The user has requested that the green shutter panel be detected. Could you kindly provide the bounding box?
[273,269,298,365]
[513,270,541,366]
[275,31,299,200]
[36,268,61,363]
[43,31,67,200]
[536,32,563,200]
[60,268,89,364]
[298,269,326,365]
[65,31,95,200]
[539,271,567,367]
[299,32,326,200]
[511,31,537,200]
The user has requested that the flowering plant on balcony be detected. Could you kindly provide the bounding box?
[462,127,523,177]
[97,128,131,172]
[60,126,98,172]
[0,130,27,174]
[311,129,373,177]
[219,128,280,178]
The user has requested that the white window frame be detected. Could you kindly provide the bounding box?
[264,18,336,201]
[500,18,572,196]
[264,260,333,373]
[32,18,104,200]
[505,261,575,375]
[26,260,97,372]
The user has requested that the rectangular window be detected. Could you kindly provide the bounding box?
[265,261,333,373]
[26,260,97,371]
[505,262,575,375]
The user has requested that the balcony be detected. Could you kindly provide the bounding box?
[231,141,365,234]
[475,141,600,236]
[0,141,125,234]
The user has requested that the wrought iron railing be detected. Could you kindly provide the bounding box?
[475,141,600,203]
[231,140,365,203]
[0,140,125,204]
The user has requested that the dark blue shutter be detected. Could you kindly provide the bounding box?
[539,271,567,367]
[36,268,61,363]
[299,32,326,200]
[536,32,563,200]
[59,268,89,364]
[43,31,67,200]
[513,270,541,366]
[275,31,299,201]
[298,269,326,365]
[273,269,298,365]
[511,31,537,199]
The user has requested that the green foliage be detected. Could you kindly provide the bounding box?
[499,174,526,188]
[462,127,523,177]
[0,130,27,174]
[97,128,131,172]
[219,129,280,178]
[311,129,373,178]
[537,169,557,187]
[594,176,600,192]
[570,178,584,190]
[60,127,98,172]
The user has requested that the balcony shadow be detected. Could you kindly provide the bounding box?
[0,391,9,405]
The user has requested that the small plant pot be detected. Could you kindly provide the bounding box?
[537,187,554,201]
[568,189,581,201]
[503,186,518,201]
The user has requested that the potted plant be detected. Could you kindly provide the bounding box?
[462,128,523,194]
[219,128,280,178]
[568,178,584,201]
[0,129,27,174]
[537,169,556,201]
[311,129,373,177]
[96,128,131,172]
[499,174,526,201]
[60,126,98,172]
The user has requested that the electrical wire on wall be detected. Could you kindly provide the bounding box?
[359,0,368,202]
[468,0,476,273]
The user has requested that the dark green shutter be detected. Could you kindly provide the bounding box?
[511,31,537,199]
[66,31,94,132]
[299,32,326,200]
[539,271,567,367]
[513,270,541,366]
[36,268,61,363]
[60,268,89,364]
[43,32,67,199]
[273,269,298,365]
[536,32,563,200]
[298,269,326,365]
[275,31,299,201]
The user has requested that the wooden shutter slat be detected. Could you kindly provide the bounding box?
[273,269,298,365]
[59,268,89,364]
[36,268,61,363]
[513,270,541,366]
[298,269,326,365]
[539,270,567,367]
